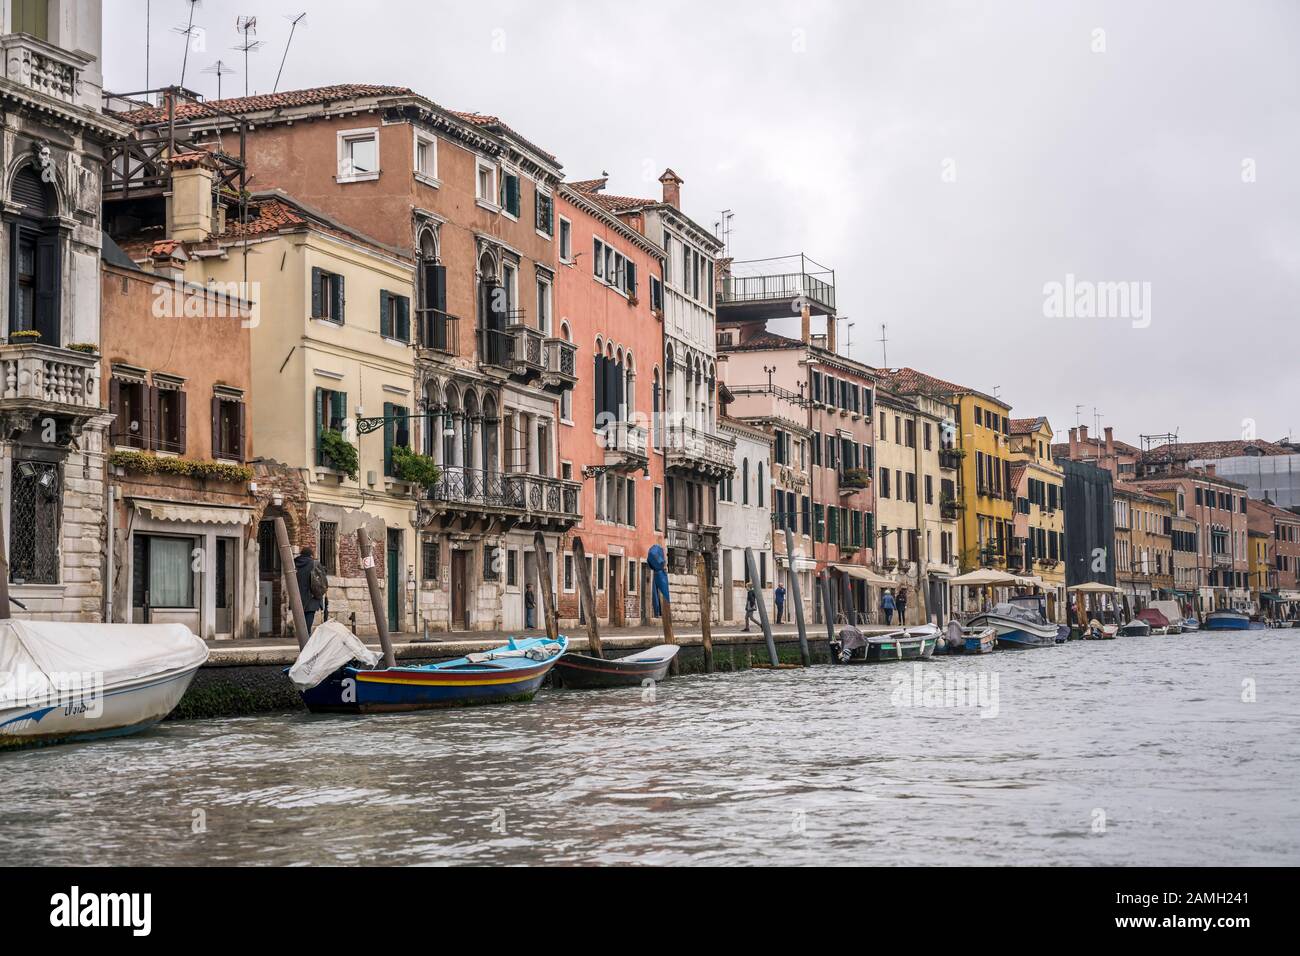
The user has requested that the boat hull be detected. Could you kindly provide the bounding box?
[1205,612,1250,631]
[970,613,1059,649]
[1118,622,1152,637]
[301,657,561,713]
[963,634,996,654]
[0,665,202,751]
[554,646,678,689]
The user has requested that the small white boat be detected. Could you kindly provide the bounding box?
[1117,619,1152,637]
[970,595,1059,648]
[0,619,207,751]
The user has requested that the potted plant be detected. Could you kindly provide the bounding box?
[839,467,871,489]
[391,445,440,491]
[318,428,359,480]
[6,330,41,345]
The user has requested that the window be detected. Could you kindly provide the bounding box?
[563,553,575,592]
[535,187,554,236]
[649,275,663,313]
[422,536,440,582]
[592,238,635,296]
[109,372,149,449]
[11,0,48,38]
[315,387,348,467]
[414,130,437,181]
[383,402,410,477]
[311,268,345,323]
[535,277,552,334]
[379,290,411,341]
[213,391,246,462]
[654,486,663,530]
[154,378,186,454]
[337,128,379,182]
[132,534,195,609]
[628,560,638,593]
[483,544,500,581]
[476,161,497,205]
[558,217,572,261]
[319,522,339,575]
[506,549,518,587]
[500,169,521,217]
[10,166,59,344]
[7,458,59,585]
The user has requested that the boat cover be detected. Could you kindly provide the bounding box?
[465,636,564,664]
[288,620,380,690]
[0,620,208,707]
[987,602,1046,625]
[1136,608,1170,627]
[1151,601,1184,625]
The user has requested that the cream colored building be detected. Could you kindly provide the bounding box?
[874,388,960,624]
[1009,416,1067,621]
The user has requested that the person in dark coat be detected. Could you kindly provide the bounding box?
[895,587,908,626]
[774,583,786,624]
[524,583,536,630]
[743,585,759,632]
[295,547,323,634]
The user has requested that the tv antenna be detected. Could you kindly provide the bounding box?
[716,209,734,256]
[201,59,235,100]
[234,16,264,97]
[274,13,308,93]
[173,0,202,88]
[878,322,888,367]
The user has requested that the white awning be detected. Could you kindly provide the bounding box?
[831,563,896,586]
[950,568,1018,587]
[132,500,253,526]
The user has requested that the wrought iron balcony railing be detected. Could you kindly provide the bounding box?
[427,467,580,521]
[418,309,460,356]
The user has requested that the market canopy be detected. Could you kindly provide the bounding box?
[1067,582,1123,594]
[1014,575,1045,588]
[949,568,1018,587]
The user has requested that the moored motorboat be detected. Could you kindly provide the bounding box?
[553,644,679,689]
[1150,601,1184,634]
[1117,618,1152,637]
[1083,619,1116,639]
[291,622,566,712]
[969,595,1059,649]
[1134,608,1170,634]
[0,620,208,750]
[1205,609,1251,631]
[831,624,938,663]
[1181,617,1201,632]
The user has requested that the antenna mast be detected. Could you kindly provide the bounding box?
[878,322,888,367]
[173,0,202,88]
[275,13,308,93]
[201,59,235,100]
[234,16,264,97]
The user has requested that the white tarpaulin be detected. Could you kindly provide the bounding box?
[288,620,380,691]
[0,620,208,707]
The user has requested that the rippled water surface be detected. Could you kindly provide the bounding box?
[4,630,1299,865]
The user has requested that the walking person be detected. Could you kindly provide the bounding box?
[774,583,786,624]
[295,546,327,636]
[895,587,908,626]
[743,584,759,632]
[881,588,895,626]
[524,582,536,630]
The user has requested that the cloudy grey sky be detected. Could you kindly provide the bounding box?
[103,0,1300,446]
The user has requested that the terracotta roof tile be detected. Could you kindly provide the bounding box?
[447,110,558,164]
[110,84,414,125]
[1010,416,1048,435]
[1140,439,1293,462]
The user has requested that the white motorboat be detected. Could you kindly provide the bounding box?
[0,619,208,751]
[969,594,1060,648]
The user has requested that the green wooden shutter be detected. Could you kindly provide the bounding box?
[311,267,323,317]
[314,387,325,465]
[397,295,410,342]
[383,401,396,476]
[626,260,637,297]
[379,290,392,338]
[332,274,345,324]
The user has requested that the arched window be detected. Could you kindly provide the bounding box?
[742,458,750,505]
[10,165,60,345]
[418,230,446,350]
[757,462,765,508]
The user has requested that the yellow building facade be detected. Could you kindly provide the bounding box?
[1010,416,1066,618]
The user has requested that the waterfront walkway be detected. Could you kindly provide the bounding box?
[204,620,898,665]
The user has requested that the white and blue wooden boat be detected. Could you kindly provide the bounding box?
[1205,610,1250,631]
[832,624,938,663]
[0,619,208,751]
[970,595,1059,649]
[294,632,567,713]
[1181,617,1201,632]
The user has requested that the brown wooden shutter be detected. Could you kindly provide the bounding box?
[211,394,222,458]
[175,389,188,455]
[144,384,158,450]
[236,401,247,462]
[108,377,122,445]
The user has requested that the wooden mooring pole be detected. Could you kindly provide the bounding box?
[273,516,310,650]
[744,547,779,667]
[818,572,835,649]
[532,532,559,641]
[570,536,603,658]
[0,507,11,620]
[784,528,810,666]
[356,526,396,669]
[696,551,713,673]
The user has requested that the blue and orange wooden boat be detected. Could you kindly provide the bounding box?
[299,636,567,713]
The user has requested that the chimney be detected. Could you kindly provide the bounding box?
[826,315,837,354]
[1104,426,1114,457]
[167,156,216,242]
[801,302,811,345]
[1079,425,1089,445]
[658,168,683,209]
[1068,426,1078,457]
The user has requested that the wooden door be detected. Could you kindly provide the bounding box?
[451,549,468,630]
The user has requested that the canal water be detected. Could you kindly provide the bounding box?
[4,630,1298,866]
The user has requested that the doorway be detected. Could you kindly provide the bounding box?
[608,555,624,626]
[722,549,733,621]
[522,549,538,630]
[386,529,401,632]
[451,549,468,630]
[215,536,238,637]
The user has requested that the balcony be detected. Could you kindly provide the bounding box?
[601,422,649,473]
[417,309,460,357]
[541,336,577,392]
[478,322,546,381]
[940,496,963,520]
[0,343,100,440]
[662,423,736,479]
[424,467,580,531]
[1,33,91,107]
[667,521,721,563]
[939,448,962,471]
[717,254,836,323]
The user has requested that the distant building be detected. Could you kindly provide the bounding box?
[1010,416,1067,620]
[716,416,773,624]
[1057,459,1116,589]
[1138,438,1300,509]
